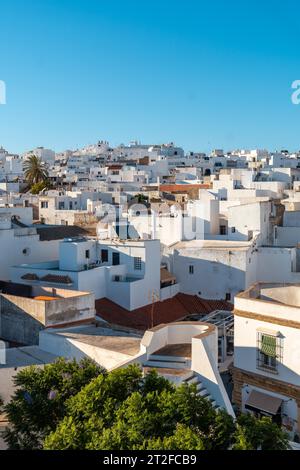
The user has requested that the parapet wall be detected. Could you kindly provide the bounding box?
[0,290,95,345]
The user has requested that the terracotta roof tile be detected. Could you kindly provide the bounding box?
[21,273,39,280]
[95,293,233,331]
[40,274,73,284]
[160,184,211,192]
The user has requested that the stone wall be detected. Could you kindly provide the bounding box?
[0,296,44,345]
[232,366,300,432]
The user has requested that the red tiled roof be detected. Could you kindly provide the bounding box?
[106,165,123,170]
[21,273,39,280]
[40,274,73,284]
[160,184,211,192]
[176,293,233,316]
[95,294,233,331]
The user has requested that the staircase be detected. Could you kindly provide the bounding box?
[143,352,191,370]
[142,348,221,412]
[182,372,221,411]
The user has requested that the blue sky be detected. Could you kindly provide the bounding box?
[1,0,300,153]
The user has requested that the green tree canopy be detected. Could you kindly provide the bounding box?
[232,413,290,451]
[30,180,50,194]
[42,364,289,451]
[3,357,104,449]
[136,194,148,204]
[3,361,290,450]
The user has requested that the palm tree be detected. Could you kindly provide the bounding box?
[23,155,49,184]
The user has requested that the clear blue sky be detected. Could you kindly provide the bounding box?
[1,0,300,153]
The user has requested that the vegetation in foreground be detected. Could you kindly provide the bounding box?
[1,360,289,450]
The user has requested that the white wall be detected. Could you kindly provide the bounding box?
[0,207,33,225]
[234,315,300,387]
[255,247,300,284]
[283,211,300,227]
[0,230,59,281]
[228,201,271,243]
[275,226,300,247]
[172,244,248,300]
[59,239,97,271]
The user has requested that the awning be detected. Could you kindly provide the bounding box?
[245,389,282,415]
[261,334,277,357]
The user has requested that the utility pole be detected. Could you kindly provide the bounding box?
[148,289,160,329]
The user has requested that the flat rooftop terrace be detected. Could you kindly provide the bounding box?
[173,239,251,251]
[44,323,142,356]
[238,282,300,308]
[0,345,59,369]
[152,343,192,358]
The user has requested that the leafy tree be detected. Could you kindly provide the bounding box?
[135,194,148,204]
[44,366,237,450]
[142,424,205,450]
[233,414,289,450]
[3,357,104,450]
[44,366,290,451]
[44,366,148,450]
[23,155,49,185]
[4,361,290,451]
[204,408,236,450]
[30,180,50,194]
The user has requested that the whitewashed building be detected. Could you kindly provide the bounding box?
[233,283,300,439]
[10,237,168,311]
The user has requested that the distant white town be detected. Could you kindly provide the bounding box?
[1,140,300,447]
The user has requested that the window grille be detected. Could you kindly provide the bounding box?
[134,257,142,270]
[256,332,283,374]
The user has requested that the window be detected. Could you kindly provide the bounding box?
[41,201,48,209]
[134,257,142,270]
[189,265,194,274]
[85,250,90,259]
[225,293,231,301]
[256,332,282,373]
[112,252,120,266]
[231,227,236,233]
[101,249,108,262]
